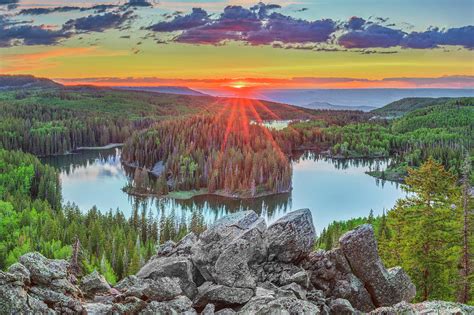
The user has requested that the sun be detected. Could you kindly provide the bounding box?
[229,81,247,89]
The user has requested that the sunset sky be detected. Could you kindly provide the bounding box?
[1,0,473,89]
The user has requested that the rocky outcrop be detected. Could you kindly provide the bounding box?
[339,224,416,307]
[370,301,474,314]
[1,209,470,314]
[1,253,84,313]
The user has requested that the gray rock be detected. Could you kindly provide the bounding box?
[136,256,197,299]
[387,266,417,303]
[157,240,176,256]
[0,273,51,314]
[173,232,198,257]
[81,270,111,297]
[239,296,320,314]
[84,302,113,314]
[191,211,267,289]
[330,298,356,315]
[50,278,81,296]
[110,296,147,314]
[29,285,84,313]
[370,300,474,315]
[201,303,216,315]
[124,277,183,302]
[140,296,196,314]
[215,308,236,315]
[193,282,254,309]
[280,282,307,300]
[265,209,315,263]
[7,263,30,285]
[302,248,374,312]
[115,275,139,292]
[19,252,69,285]
[257,261,308,287]
[339,224,416,307]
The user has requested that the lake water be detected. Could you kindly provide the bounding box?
[42,148,405,233]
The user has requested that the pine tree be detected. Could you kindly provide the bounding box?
[382,157,460,301]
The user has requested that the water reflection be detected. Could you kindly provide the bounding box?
[42,148,405,232]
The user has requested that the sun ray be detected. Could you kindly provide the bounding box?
[246,99,287,162]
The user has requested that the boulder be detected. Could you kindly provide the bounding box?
[0,271,50,314]
[339,224,416,307]
[136,256,197,299]
[29,285,84,313]
[122,277,183,302]
[81,270,111,297]
[265,208,315,263]
[201,303,216,315]
[370,301,474,315]
[110,296,147,314]
[302,248,374,312]
[191,211,267,289]
[19,252,69,285]
[139,296,196,314]
[238,296,321,314]
[280,283,307,300]
[156,240,176,256]
[7,263,30,285]
[329,298,356,315]
[215,308,236,315]
[193,282,254,309]
[84,302,113,314]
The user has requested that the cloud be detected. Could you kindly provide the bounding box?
[19,6,82,15]
[175,6,262,44]
[167,5,336,45]
[65,12,132,32]
[19,5,118,15]
[0,0,17,5]
[148,8,209,32]
[246,13,336,45]
[125,0,152,7]
[338,24,405,48]
[339,20,474,49]
[346,16,365,30]
[0,17,71,47]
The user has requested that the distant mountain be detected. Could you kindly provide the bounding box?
[0,75,61,90]
[114,86,208,97]
[200,88,474,108]
[304,101,376,112]
[371,97,473,117]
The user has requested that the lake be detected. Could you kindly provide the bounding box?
[42,148,405,233]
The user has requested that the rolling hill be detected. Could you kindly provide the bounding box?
[371,97,474,117]
[114,86,208,97]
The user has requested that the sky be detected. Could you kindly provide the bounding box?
[0,0,473,89]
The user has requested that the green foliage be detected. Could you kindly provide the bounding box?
[380,158,461,301]
[371,97,473,117]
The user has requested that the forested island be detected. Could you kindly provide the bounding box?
[121,115,291,198]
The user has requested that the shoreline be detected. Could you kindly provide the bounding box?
[73,143,123,151]
[123,187,292,201]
